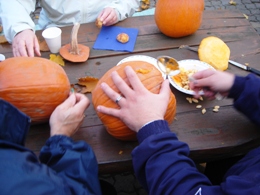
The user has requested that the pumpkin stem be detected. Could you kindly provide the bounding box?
[70,22,80,55]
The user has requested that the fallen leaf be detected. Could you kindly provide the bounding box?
[0,35,8,44]
[229,0,237,5]
[243,14,249,19]
[77,76,99,93]
[39,39,50,51]
[137,0,150,11]
[49,54,65,66]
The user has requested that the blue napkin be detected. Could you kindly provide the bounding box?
[93,26,139,52]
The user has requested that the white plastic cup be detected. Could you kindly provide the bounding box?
[0,54,5,61]
[42,27,62,53]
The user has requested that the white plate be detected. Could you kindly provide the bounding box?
[169,59,215,95]
[117,55,166,78]
[117,55,157,66]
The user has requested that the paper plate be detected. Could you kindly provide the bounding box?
[117,55,165,78]
[117,55,156,65]
[169,59,215,95]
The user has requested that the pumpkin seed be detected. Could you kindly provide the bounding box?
[213,108,219,112]
[192,98,199,103]
[202,108,206,114]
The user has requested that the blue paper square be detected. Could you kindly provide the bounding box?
[93,26,139,52]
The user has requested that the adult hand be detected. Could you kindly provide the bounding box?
[190,69,235,99]
[12,29,41,57]
[50,92,90,137]
[98,7,118,26]
[97,66,170,132]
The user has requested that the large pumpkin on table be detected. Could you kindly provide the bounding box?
[155,0,205,38]
[0,57,70,124]
[92,61,176,141]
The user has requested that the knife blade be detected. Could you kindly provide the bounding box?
[179,45,260,76]
[228,60,260,76]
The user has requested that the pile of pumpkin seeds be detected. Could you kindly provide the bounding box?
[186,96,220,114]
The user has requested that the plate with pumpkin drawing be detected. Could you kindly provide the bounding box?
[117,55,166,78]
[169,59,215,95]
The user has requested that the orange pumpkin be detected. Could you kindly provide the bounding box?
[92,61,176,141]
[154,0,205,38]
[0,57,70,124]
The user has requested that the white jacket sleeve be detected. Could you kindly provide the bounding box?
[0,0,36,43]
[107,0,140,21]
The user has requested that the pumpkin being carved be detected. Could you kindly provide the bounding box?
[92,61,176,141]
[154,0,205,38]
[0,57,70,124]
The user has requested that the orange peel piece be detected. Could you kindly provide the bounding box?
[116,33,129,43]
[136,69,151,74]
[95,18,103,29]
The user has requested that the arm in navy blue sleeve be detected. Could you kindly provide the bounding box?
[0,99,30,145]
[132,120,224,194]
[0,99,101,194]
[228,74,260,126]
[39,135,102,195]
[130,120,260,194]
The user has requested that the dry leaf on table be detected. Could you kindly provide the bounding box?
[0,35,8,44]
[140,0,150,10]
[49,54,65,66]
[39,39,50,51]
[229,0,237,5]
[243,14,249,19]
[77,76,99,93]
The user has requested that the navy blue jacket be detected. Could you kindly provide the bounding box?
[132,74,260,195]
[0,100,101,195]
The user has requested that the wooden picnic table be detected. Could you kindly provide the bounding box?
[1,10,260,174]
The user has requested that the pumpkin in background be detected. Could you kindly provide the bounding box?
[0,57,70,124]
[154,0,205,38]
[92,61,176,141]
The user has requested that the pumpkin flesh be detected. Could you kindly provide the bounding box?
[198,36,230,71]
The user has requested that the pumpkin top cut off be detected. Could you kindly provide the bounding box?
[198,36,230,71]
[60,22,90,62]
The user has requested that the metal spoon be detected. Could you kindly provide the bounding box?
[156,55,180,79]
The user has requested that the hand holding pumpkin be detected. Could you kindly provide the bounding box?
[96,66,170,132]
[189,69,235,99]
[49,92,89,137]
[13,29,41,57]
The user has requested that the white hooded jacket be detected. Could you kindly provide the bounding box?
[0,0,139,43]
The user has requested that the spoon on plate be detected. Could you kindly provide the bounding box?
[156,55,223,100]
[156,55,180,79]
